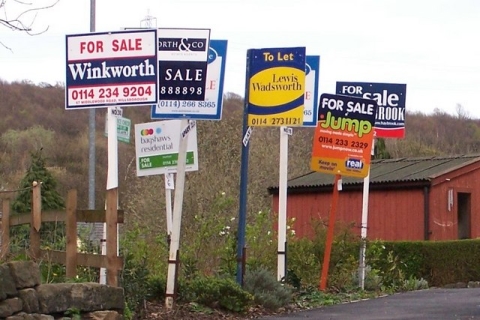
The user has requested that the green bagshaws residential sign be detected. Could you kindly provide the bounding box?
[134,119,198,176]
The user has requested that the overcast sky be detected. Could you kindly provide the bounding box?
[1,0,479,118]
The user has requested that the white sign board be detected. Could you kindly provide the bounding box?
[65,29,158,109]
[302,56,320,127]
[134,120,198,176]
[104,116,131,143]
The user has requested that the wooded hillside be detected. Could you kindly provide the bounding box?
[1,79,479,238]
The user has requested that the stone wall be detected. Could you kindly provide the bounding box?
[0,261,124,319]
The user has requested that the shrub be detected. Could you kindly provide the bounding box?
[146,274,166,300]
[351,265,384,291]
[420,240,480,286]
[401,276,429,291]
[245,209,277,271]
[283,268,302,290]
[188,276,254,313]
[287,219,361,290]
[243,267,292,311]
[287,238,321,288]
[328,254,359,291]
[119,251,150,317]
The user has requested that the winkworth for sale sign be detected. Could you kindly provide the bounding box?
[65,29,158,109]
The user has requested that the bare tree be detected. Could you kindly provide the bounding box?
[0,0,59,48]
[455,104,470,120]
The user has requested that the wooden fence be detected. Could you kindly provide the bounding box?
[0,183,123,286]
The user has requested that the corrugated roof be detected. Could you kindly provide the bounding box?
[272,154,480,190]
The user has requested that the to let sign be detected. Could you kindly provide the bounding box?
[65,29,158,109]
[311,94,378,178]
[247,47,306,127]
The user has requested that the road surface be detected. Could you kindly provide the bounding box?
[260,288,480,320]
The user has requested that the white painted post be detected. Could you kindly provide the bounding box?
[165,119,190,308]
[277,126,290,281]
[164,173,174,236]
[100,222,107,284]
[100,107,119,285]
[106,107,119,190]
[359,138,375,289]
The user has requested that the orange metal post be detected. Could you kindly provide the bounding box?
[319,174,341,291]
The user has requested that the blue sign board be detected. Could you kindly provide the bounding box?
[336,82,407,138]
[151,40,228,120]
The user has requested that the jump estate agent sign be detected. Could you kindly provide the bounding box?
[152,39,227,120]
[247,47,306,127]
[65,29,158,109]
[336,82,407,138]
[302,55,320,127]
[134,120,198,177]
[157,28,211,105]
[311,94,378,178]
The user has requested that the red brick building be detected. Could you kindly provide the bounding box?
[269,155,480,241]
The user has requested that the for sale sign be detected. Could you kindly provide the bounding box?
[311,94,378,178]
[157,28,210,102]
[134,120,198,177]
[65,29,158,109]
[336,82,407,138]
[151,40,228,120]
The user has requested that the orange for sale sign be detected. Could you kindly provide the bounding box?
[311,93,378,178]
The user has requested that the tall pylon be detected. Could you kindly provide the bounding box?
[140,10,157,28]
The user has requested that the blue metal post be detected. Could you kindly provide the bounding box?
[236,50,252,286]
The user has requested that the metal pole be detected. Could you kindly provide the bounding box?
[358,171,370,290]
[236,107,250,285]
[88,0,96,211]
[236,50,252,286]
[358,138,375,289]
[319,174,341,291]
